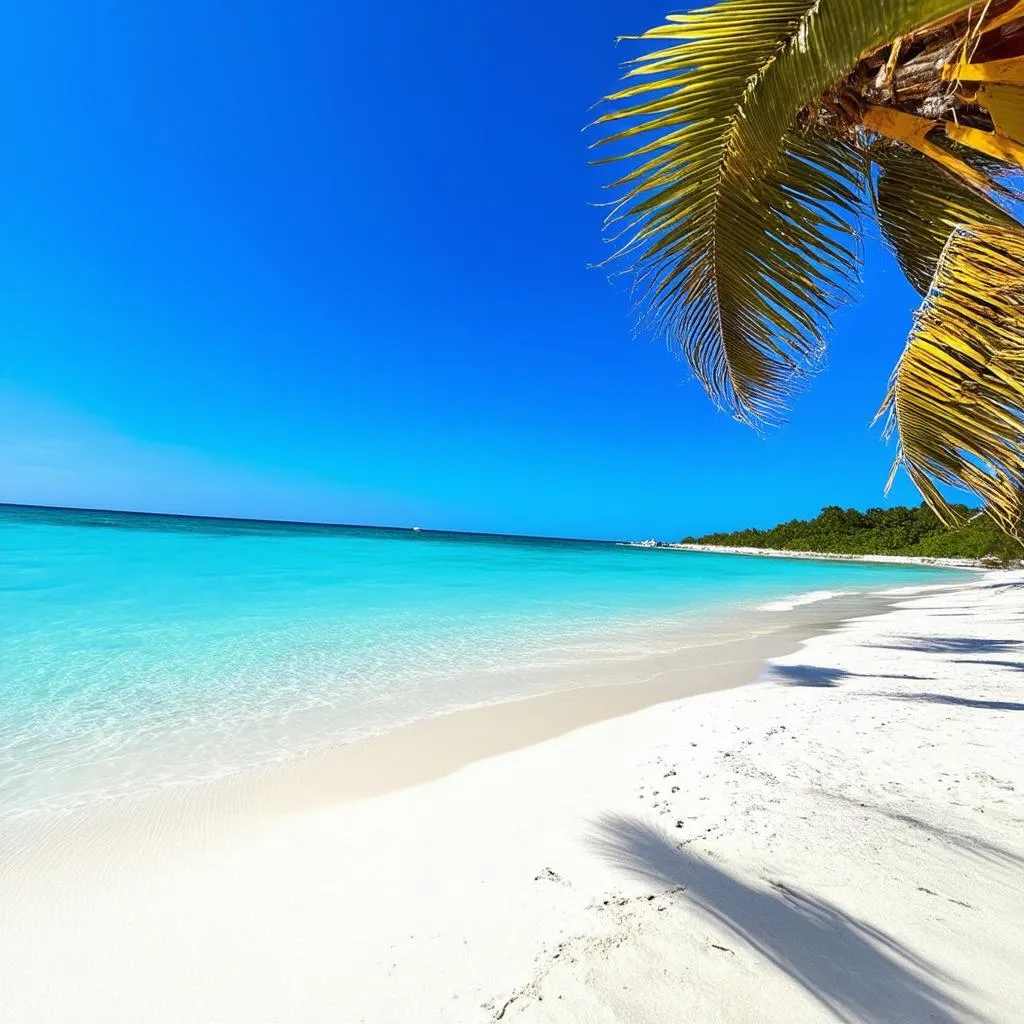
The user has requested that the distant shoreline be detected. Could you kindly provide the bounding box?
[637,541,989,570]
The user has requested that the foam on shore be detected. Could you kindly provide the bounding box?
[755,588,844,611]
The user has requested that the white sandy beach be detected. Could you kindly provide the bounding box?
[672,542,991,569]
[2,573,1022,1023]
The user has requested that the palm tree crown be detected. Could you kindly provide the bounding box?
[594,0,1024,536]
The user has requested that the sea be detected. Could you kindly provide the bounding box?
[0,504,968,820]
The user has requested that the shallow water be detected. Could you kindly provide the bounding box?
[0,504,966,817]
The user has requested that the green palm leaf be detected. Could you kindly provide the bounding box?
[594,0,973,424]
[729,0,970,172]
[879,222,1024,537]
[871,141,1021,295]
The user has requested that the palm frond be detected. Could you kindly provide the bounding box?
[979,84,1024,146]
[594,0,973,425]
[727,1,970,170]
[871,140,1022,294]
[879,222,1024,537]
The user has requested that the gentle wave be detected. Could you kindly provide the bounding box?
[755,589,846,611]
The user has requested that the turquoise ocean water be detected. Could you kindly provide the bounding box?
[1,504,966,819]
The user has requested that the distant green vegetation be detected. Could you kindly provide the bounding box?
[682,504,1024,565]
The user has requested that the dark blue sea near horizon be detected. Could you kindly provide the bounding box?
[0,504,967,818]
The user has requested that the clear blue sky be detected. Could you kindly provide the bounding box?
[1,0,936,540]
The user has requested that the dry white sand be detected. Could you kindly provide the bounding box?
[672,542,988,569]
[2,574,1021,1023]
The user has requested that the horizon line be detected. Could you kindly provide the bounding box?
[0,501,634,546]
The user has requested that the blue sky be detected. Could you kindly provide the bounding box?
[1,0,937,540]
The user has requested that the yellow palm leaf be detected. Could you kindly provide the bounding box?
[594,0,973,424]
[978,83,1024,147]
[871,140,1020,295]
[879,223,1024,537]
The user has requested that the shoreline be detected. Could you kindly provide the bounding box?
[1,572,966,833]
[0,589,908,879]
[2,572,1021,1022]
[665,541,991,569]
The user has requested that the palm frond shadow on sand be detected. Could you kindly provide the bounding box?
[887,691,1024,712]
[766,664,927,688]
[871,636,1022,655]
[589,814,988,1024]
[822,795,1024,869]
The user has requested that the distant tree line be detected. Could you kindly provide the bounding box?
[682,504,1024,564]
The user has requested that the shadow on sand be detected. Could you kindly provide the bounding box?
[871,636,1022,656]
[886,691,1024,713]
[590,814,986,1024]
[767,664,925,688]
[954,658,1024,673]
[823,795,1024,869]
